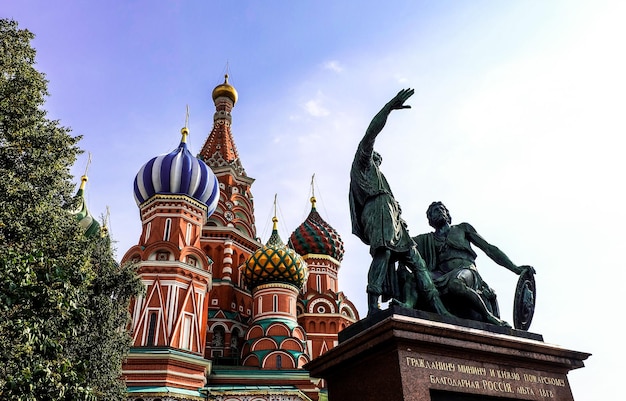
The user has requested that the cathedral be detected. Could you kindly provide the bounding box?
[112,75,359,401]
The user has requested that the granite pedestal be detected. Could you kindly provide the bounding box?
[306,307,590,401]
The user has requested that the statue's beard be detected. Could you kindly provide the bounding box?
[431,214,449,229]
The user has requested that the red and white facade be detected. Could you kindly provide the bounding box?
[121,76,359,401]
[122,194,213,393]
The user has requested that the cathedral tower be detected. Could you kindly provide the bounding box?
[122,126,219,397]
[118,75,361,401]
[241,215,310,369]
[289,192,359,359]
[199,75,260,363]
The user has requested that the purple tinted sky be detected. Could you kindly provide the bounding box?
[4,2,626,399]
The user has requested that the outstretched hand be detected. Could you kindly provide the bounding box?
[519,265,536,275]
[388,88,415,110]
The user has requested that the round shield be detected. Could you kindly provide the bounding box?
[513,267,536,331]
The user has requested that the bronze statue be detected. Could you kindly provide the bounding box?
[413,202,535,327]
[349,89,450,317]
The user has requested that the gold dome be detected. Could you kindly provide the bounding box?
[212,74,238,104]
[242,217,307,290]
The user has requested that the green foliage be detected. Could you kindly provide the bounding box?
[0,250,94,400]
[0,20,80,251]
[67,234,143,401]
[0,19,143,400]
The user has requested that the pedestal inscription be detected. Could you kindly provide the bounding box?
[402,352,568,399]
[306,309,590,401]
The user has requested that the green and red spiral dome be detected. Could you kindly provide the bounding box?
[289,197,344,262]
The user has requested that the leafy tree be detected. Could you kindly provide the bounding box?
[0,17,91,400]
[0,19,142,400]
[67,230,143,401]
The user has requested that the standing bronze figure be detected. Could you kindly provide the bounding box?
[349,89,449,317]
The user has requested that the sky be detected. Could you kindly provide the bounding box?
[3,1,624,399]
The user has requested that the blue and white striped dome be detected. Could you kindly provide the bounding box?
[133,127,220,215]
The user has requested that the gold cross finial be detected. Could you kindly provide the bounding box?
[273,193,279,230]
[80,152,92,190]
[310,174,316,208]
[101,205,111,237]
[84,152,92,176]
[181,105,190,143]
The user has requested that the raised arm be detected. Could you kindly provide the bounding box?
[358,88,415,156]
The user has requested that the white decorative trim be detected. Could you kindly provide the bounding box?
[309,298,336,314]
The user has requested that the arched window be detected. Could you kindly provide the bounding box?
[276,354,282,369]
[231,328,240,352]
[145,222,151,243]
[273,295,278,312]
[163,218,172,241]
[185,223,192,245]
[212,326,225,348]
[316,275,322,292]
[180,314,192,350]
[146,312,157,346]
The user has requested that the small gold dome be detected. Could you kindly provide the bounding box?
[242,217,307,290]
[212,74,238,104]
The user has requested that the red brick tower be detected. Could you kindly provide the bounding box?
[199,75,258,363]
[121,126,220,397]
[289,191,360,360]
[240,215,311,369]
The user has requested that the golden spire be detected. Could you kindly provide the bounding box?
[181,105,190,143]
[80,152,92,190]
[101,205,110,237]
[272,193,278,231]
[310,173,317,209]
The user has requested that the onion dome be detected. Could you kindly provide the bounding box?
[73,175,101,237]
[133,126,220,215]
[289,196,344,262]
[212,74,238,105]
[243,217,307,290]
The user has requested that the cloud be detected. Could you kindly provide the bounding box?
[303,98,330,117]
[395,74,409,84]
[322,60,344,73]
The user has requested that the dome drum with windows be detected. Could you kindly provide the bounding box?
[133,126,220,215]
